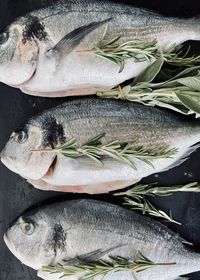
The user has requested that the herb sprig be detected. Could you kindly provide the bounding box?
[97,57,200,117]
[115,182,200,225]
[115,182,200,197]
[77,28,200,72]
[43,252,176,280]
[56,133,177,169]
[33,133,177,170]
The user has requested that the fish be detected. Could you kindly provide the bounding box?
[1,0,200,97]
[1,97,200,194]
[4,199,200,280]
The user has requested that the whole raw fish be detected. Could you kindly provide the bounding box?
[1,98,200,194]
[0,0,200,96]
[4,199,200,280]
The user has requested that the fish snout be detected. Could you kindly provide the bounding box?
[0,154,14,167]
[3,230,15,255]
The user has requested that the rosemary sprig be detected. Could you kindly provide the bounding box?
[42,251,176,280]
[94,38,158,73]
[115,182,200,198]
[33,134,177,169]
[115,182,200,225]
[56,134,177,169]
[124,196,181,225]
[77,30,200,72]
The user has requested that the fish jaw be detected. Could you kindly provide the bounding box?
[0,148,57,181]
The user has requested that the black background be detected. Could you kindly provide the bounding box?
[1,1,200,279]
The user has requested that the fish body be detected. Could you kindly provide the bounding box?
[1,98,200,194]
[1,0,200,96]
[4,199,200,280]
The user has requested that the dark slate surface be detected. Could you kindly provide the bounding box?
[1,1,200,279]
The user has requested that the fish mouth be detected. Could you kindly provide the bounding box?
[0,156,20,174]
[45,155,58,177]
[4,231,17,257]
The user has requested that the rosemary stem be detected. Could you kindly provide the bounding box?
[171,220,182,226]
[114,191,130,196]
[155,262,176,266]
[31,148,54,152]
[76,48,117,55]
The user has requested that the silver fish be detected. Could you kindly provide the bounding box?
[0,0,200,97]
[4,199,200,280]
[1,98,200,194]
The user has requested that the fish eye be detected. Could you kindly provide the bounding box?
[14,131,28,144]
[0,32,9,45]
[21,222,35,235]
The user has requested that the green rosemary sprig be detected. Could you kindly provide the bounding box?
[56,133,177,169]
[115,182,200,198]
[115,182,200,225]
[124,196,181,225]
[77,30,200,72]
[42,251,176,280]
[94,38,158,73]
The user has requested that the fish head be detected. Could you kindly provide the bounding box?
[0,123,56,180]
[4,209,56,269]
[0,21,39,86]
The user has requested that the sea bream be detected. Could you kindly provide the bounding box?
[1,0,200,97]
[1,98,200,194]
[4,199,200,280]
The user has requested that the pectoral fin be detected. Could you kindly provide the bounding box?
[46,18,111,58]
[76,245,124,262]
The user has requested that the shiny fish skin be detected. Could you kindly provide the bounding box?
[1,98,200,194]
[0,0,200,96]
[4,199,200,280]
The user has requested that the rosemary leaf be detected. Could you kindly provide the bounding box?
[42,251,176,279]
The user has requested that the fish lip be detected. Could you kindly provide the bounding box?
[3,231,17,257]
[0,156,20,174]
